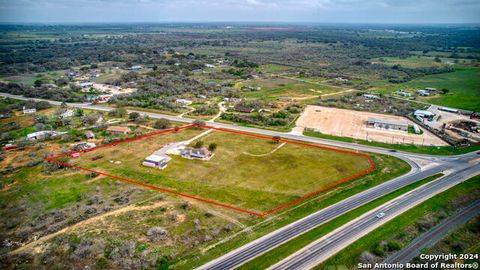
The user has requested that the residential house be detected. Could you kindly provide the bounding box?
[396,90,412,97]
[417,90,430,96]
[181,147,213,160]
[176,99,193,105]
[106,126,131,135]
[234,106,255,113]
[23,106,36,114]
[60,109,75,119]
[363,94,380,100]
[26,131,56,141]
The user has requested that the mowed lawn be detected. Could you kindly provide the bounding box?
[70,127,373,213]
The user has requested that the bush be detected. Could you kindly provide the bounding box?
[208,143,217,152]
[129,112,140,121]
[387,241,401,251]
[154,118,171,129]
[194,141,204,149]
[108,108,127,118]
[193,119,206,126]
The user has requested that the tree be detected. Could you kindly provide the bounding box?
[60,102,68,109]
[35,101,52,110]
[208,143,217,152]
[129,112,140,121]
[108,108,127,118]
[34,79,42,87]
[194,141,204,149]
[193,119,206,127]
[154,118,171,129]
[75,108,84,117]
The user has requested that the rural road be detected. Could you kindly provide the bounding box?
[377,199,480,269]
[268,163,480,270]
[2,92,479,270]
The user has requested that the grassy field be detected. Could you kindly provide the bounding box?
[239,77,341,101]
[238,173,443,270]
[70,127,373,213]
[318,174,480,269]
[371,56,469,68]
[373,67,480,111]
[179,153,410,269]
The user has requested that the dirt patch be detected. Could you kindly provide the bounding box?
[295,105,447,146]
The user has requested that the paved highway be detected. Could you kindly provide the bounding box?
[2,92,479,270]
[377,199,480,269]
[269,164,480,270]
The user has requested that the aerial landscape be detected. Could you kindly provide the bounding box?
[0,0,479,269]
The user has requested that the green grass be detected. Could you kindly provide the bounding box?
[238,173,443,270]
[319,174,480,269]
[175,153,410,269]
[373,67,480,111]
[240,77,339,101]
[372,56,464,68]
[73,128,373,213]
[304,130,480,155]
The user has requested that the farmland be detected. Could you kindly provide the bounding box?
[373,67,480,111]
[67,126,374,214]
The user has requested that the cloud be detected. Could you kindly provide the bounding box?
[0,0,479,23]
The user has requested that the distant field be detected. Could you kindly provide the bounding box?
[371,56,471,68]
[373,67,480,111]
[67,126,373,214]
[240,77,341,100]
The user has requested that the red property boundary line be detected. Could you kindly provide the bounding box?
[46,124,376,217]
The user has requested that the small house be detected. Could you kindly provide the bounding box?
[128,65,142,71]
[181,147,213,160]
[417,90,430,96]
[106,126,131,135]
[60,109,75,119]
[363,94,380,100]
[234,106,255,113]
[23,106,37,114]
[80,81,94,88]
[395,90,412,97]
[176,99,193,105]
[26,131,55,141]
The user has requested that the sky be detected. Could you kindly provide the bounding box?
[0,0,479,24]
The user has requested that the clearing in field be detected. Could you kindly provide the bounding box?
[49,125,375,216]
[295,105,448,146]
[239,77,342,101]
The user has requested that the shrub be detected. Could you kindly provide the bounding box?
[154,118,171,129]
[208,143,217,152]
[194,141,204,149]
[387,241,401,251]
